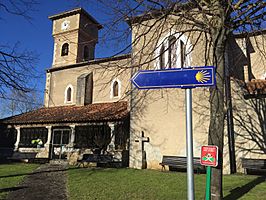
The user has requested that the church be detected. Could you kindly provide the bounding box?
[0,7,265,174]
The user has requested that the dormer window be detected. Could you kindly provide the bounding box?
[61,43,69,56]
[111,79,121,99]
[64,84,73,103]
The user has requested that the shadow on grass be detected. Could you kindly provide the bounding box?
[0,165,106,179]
[223,176,266,200]
[0,186,27,193]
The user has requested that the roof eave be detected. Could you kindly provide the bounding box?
[48,7,103,29]
[46,53,131,73]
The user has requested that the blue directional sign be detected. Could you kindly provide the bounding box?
[132,66,216,89]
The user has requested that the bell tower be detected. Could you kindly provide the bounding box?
[49,8,102,67]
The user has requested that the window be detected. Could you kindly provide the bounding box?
[180,40,185,68]
[159,45,166,69]
[0,127,16,148]
[83,46,89,61]
[168,36,177,68]
[64,84,73,103]
[155,33,191,69]
[61,43,69,56]
[19,128,48,147]
[75,125,111,150]
[114,121,130,150]
[75,126,96,148]
[113,81,119,97]
[111,79,121,98]
[67,87,72,101]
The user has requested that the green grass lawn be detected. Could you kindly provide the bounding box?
[0,163,39,199]
[67,168,266,200]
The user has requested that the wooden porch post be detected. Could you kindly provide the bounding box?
[108,122,115,151]
[45,126,52,147]
[14,126,21,151]
[70,125,75,147]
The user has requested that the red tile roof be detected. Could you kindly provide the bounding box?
[246,79,266,94]
[244,79,266,99]
[0,101,129,125]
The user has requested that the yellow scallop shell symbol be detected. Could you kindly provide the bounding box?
[195,70,211,83]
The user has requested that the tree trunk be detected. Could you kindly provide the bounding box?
[208,25,227,199]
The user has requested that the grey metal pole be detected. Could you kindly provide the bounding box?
[185,88,195,200]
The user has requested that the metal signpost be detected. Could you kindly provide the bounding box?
[186,88,194,200]
[200,145,219,200]
[132,66,216,200]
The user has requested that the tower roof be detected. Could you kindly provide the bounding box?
[48,7,103,29]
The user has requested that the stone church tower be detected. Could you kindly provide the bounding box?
[44,8,103,107]
[48,8,102,67]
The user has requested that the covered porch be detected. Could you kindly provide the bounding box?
[0,101,129,166]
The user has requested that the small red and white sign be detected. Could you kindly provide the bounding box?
[200,145,218,167]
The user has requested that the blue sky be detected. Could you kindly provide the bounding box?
[2,0,265,110]
[1,0,131,104]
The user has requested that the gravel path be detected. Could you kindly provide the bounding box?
[6,164,68,200]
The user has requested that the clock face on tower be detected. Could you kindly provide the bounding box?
[61,20,70,31]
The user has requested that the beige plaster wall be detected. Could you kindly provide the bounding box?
[229,36,266,174]
[45,11,266,174]
[52,14,80,36]
[51,13,80,67]
[130,88,210,170]
[235,35,266,81]
[129,16,266,174]
[131,17,211,70]
[130,18,212,170]
[51,12,99,67]
[46,58,131,107]
[52,31,79,67]
[249,35,266,79]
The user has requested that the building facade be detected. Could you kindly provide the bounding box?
[0,8,131,166]
[1,8,266,173]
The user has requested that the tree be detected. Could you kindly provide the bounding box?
[0,89,42,118]
[82,1,265,199]
[0,0,38,20]
[0,0,41,116]
[0,43,38,96]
